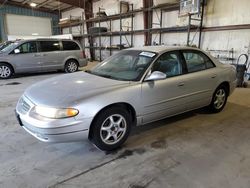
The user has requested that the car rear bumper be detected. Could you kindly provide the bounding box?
[79,59,88,67]
[229,79,237,95]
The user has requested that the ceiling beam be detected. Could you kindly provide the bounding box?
[60,5,75,12]
[58,0,89,9]
[22,0,30,4]
[0,0,58,14]
[37,0,54,8]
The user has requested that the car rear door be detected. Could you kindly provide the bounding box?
[61,40,82,62]
[179,50,218,110]
[141,51,188,124]
[9,41,41,73]
[38,40,61,71]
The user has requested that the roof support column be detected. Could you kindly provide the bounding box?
[84,0,95,61]
[143,0,153,46]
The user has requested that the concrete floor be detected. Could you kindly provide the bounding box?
[0,63,250,188]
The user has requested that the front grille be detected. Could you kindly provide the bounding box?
[17,96,31,114]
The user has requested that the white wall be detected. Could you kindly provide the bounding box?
[62,0,250,62]
[61,8,85,35]
[204,0,250,27]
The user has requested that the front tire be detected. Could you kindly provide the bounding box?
[0,63,13,79]
[64,60,79,73]
[209,85,228,113]
[91,107,131,151]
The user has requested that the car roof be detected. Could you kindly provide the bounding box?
[16,38,74,42]
[127,46,200,53]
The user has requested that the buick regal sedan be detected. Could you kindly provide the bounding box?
[16,46,237,151]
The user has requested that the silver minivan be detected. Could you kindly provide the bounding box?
[0,39,88,79]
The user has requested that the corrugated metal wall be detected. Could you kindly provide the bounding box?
[0,5,59,42]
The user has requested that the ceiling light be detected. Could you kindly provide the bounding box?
[30,2,37,7]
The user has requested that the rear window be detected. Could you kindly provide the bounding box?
[62,41,80,51]
[182,50,215,73]
[40,41,60,52]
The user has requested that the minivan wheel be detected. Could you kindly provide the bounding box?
[91,107,131,151]
[64,60,79,73]
[209,85,228,113]
[0,63,13,79]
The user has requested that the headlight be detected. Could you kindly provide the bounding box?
[34,106,79,119]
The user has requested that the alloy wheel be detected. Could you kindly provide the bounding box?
[100,114,127,145]
[0,65,11,78]
[213,88,226,110]
[68,62,77,72]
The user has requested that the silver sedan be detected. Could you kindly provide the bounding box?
[16,46,237,151]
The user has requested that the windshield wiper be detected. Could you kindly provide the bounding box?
[98,73,113,79]
[86,71,128,81]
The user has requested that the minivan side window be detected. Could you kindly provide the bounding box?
[152,51,182,78]
[15,42,37,54]
[62,41,80,51]
[40,41,60,52]
[182,50,215,73]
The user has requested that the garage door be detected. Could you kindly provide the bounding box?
[5,14,52,36]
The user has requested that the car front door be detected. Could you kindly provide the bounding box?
[179,50,217,110]
[39,40,61,71]
[9,41,41,73]
[141,51,188,124]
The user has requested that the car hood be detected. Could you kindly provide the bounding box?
[25,71,130,107]
[0,51,7,56]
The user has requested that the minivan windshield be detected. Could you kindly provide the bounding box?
[1,42,19,52]
[89,50,157,81]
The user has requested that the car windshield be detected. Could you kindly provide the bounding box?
[0,41,19,52]
[89,50,157,81]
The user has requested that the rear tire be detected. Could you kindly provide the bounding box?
[209,85,228,113]
[90,107,131,151]
[0,63,13,79]
[64,60,79,73]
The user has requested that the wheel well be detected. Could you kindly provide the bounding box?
[88,102,137,140]
[218,81,230,95]
[65,58,79,66]
[0,62,14,73]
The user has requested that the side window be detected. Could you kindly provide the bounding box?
[152,52,182,78]
[62,41,80,51]
[40,41,60,52]
[15,42,37,54]
[183,51,215,73]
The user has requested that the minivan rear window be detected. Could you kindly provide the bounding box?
[62,41,80,51]
[40,41,60,52]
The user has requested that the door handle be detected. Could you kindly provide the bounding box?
[178,82,185,87]
[211,74,217,78]
[33,54,40,57]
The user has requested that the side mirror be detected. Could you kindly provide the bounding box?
[14,49,20,54]
[145,71,166,81]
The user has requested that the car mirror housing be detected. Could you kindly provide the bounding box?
[14,49,20,54]
[145,71,166,81]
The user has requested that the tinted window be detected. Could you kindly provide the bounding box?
[62,41,80,50]
[183,51,215,73]
[152,52,182,78]
[15,42,37,53]
[40,41,60,52]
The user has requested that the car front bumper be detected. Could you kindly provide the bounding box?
[15,96,92,143]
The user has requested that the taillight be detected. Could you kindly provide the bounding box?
[81,50,86,58]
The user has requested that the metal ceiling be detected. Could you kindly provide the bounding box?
[0,0,92,13]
